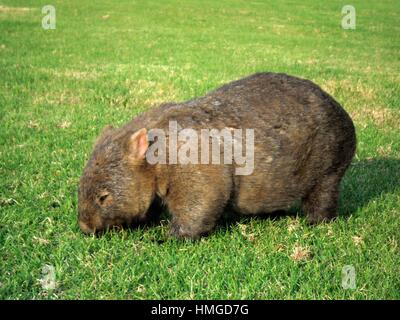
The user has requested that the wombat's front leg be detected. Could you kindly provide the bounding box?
[168,198,226,240]
[165,166,231,239]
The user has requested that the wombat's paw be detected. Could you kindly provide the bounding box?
[169,222,202,240]
[306,213,337,225]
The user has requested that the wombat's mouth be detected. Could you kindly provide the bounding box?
[79,218,146,236]
[79,223,123,236]
[79,220,96,235]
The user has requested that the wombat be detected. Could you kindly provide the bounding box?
[78,72,356,239]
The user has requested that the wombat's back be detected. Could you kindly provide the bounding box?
[124,73,354,139]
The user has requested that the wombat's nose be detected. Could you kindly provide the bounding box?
[79,220,95,234]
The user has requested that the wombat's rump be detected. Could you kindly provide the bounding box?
[78,73,356,239]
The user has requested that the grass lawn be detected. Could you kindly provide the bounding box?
[0,0,399,299]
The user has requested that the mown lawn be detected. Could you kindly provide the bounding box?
[0,0,399,299]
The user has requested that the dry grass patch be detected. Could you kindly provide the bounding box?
[290,243,312,262]
[37,68,101,81]
[349,107,400,129]
[58,70,100,80]
[0,5,35,14]
[321,79,377,102]
[123,79,179,108]
[377,144,393,157]
[32,90,83,107]
[321,78,400,130]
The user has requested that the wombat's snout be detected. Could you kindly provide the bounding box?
[79,220,95,234]
[78,206,105,235]
[79,216,129,235]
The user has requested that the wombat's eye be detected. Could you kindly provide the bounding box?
[97,191,112,206]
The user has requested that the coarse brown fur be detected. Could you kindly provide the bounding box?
[78,72,356,239]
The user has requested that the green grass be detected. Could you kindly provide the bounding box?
[1,0,399,299]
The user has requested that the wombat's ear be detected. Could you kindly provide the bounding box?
[95,125,114,146]
[126,128,149,162]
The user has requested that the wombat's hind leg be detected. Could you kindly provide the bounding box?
[302,172,343,224]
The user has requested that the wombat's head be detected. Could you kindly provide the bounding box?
[78,126,154,234]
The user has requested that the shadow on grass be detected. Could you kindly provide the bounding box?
[339,157,400,218]
[216,157,400,233]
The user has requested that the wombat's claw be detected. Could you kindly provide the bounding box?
[169,223,201,240]
[306,214,337,225]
